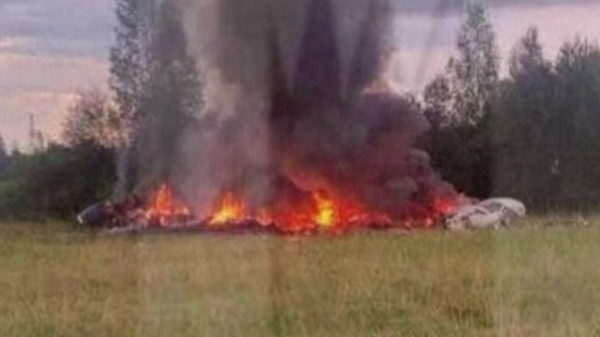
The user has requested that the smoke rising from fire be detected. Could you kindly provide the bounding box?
[174,0,459,221]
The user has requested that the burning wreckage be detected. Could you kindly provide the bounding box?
[78,185,525,234]
[79,0,526,234]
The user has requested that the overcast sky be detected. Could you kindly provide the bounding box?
[0,0,599,147]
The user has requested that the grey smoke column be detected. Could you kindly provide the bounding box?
[184,0,457,218]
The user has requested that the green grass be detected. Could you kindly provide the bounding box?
[0,217,599,336]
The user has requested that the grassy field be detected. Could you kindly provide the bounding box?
[0,217,599,337]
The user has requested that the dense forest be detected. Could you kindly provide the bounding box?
[0,1,599,219]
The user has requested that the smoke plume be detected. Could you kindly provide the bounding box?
[176,0,458,219]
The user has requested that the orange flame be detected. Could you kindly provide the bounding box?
[141,183,456,233]
[267,191,392,233]
[208,192,248,225]
[145,184,191,226]
[314,192,335,228]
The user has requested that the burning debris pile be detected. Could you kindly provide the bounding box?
[81,0,476,235]
[80,183,465,235]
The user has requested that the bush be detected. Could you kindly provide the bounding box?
[0,143,116,220]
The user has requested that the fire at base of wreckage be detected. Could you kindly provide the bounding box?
[73,0,528,236]
[77,183,482,235]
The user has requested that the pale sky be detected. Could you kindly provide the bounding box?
[0,0,599,147]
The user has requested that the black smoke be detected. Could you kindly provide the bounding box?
[181,0,458,219]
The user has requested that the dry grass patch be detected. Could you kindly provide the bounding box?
[0,218,599,336]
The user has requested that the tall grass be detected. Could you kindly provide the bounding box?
[0,219,599,336]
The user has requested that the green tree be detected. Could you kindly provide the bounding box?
[423,3,498,197]
[508,28,550,80]
[62,89,125,149]
[110,0,156,124]
[110,0,203,195]
[109,0,158,198]
[495,27,557,205]
[423,75,452,129]
[554,37,600,205]
[0,144,116,219]
[0,133,9,175]
[446,3,499,125]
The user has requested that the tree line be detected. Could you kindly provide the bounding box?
[0,2,599,219]
[422,4,600,210]
[0,0,201,219]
